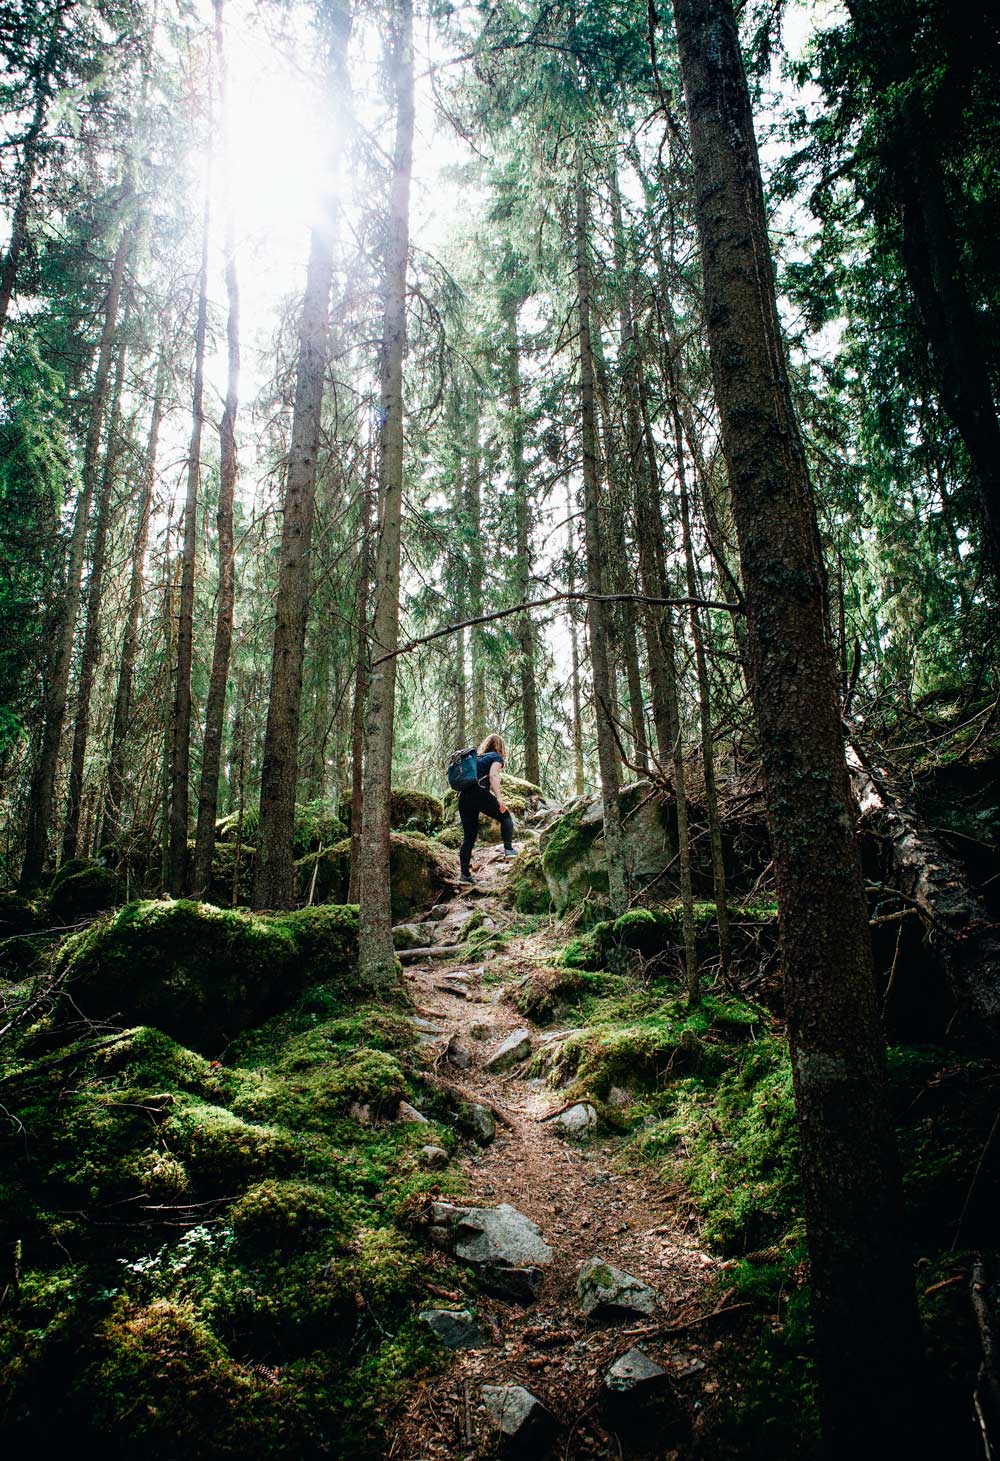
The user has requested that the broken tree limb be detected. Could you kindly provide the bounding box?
[369,588,742,666]
[847,736,1000,1044]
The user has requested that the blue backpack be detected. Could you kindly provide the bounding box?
[447,746,479,792]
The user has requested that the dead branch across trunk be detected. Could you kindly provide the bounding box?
[848,737,1000,1045]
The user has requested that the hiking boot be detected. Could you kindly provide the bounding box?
[458,867,476,885]
[502,845,519,859]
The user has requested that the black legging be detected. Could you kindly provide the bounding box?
[458,784,514,870]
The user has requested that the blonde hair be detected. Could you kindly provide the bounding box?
[478,733,507,762]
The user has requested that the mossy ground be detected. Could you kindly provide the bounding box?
[0,943,468,1458]
[538,931,1000,1456]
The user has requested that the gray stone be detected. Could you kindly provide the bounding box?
[484,1028,532,1072]
[601,1347,685,1437]
[446,1038,473,1070]
[577,1258,658,1320]
[392,923,425,950]
[418,1144,449,1169]
[396,1100,430,1125]
[348,1101,371,1124]
[553,1101,598,1137]
[418,1308,489,1349]
[540,781,677,913]
[429,1202,552,1301]
[607,1086,633,1109]
[481,1385,556,1450]
[411,1016,442,1033]
[461,1102,496,1145]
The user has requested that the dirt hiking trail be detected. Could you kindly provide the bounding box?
[389,845,730,1459]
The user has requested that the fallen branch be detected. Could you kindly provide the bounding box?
[420,1070,516,1129]
[370,589,743,666]
[620,1299,751,1339]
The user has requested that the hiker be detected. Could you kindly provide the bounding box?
[458,733,518,884]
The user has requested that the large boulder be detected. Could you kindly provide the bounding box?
[390,788,444,834]
[428,1202,553,1300]
[440,774,546,847]
[296,832,456,918]
[53,899,359,1051]
[47,859,122,921]
[539,783,677,913]
[501,843,551,913]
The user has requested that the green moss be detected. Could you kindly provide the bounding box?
[540,804,599,881]
[293,799,348,856]
[515,965,584,1024]
[269,903,359,983]
[0,891,46,937]
[230,1179,349,1253]
[47,861,122,921]
[389,788,444,834]
[53,900,301,1052]
[502,843,551,913]
[297,835,455,920]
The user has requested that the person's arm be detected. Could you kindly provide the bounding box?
[489,759,506,813]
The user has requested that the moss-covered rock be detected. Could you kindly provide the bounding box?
[389,788,445,834]
[539,784,680,912]
[502,843,550,913]
[300,834,456,920]
[53,900,301,1051]
[293,799,348,857]
[229,1179,348,1253]
[206,841,255,908]
[47,860,122,921]
[0,891,46,938]
[539,803,605,912]
[514,965,584,1024]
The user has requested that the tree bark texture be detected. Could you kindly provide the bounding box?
[62,343,128,860]
[192,0,242,895]
[167,181,210,896]
[357,0,414,989]
[348,471,373,904]
[467,399,487,736]
[574,165,626,914]
[105,348,166,842]
[673,0,927,1449]
[506,299,540,783]
[19,223,129,890]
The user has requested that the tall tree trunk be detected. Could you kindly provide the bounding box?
[591,324,648,773]
[566,484,586,797]
[467,399,487,735]
[348,468,373,904]
[105,348,166,842]
[19,223,129,890]
[358,0,414,990]
[167,179,210,896]
[574,163,626,914]
[673,0,927,1449]
[192,0,242,895]
[62,342,129,859]
[0,4,66,338]
[253,1,351,910]
[253,219,335,907]
[505,299,540,781]
[670,370,731,977]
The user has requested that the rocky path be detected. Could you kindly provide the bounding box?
[388,847,726,1459]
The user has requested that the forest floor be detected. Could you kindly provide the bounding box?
[389,845,726,1459]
